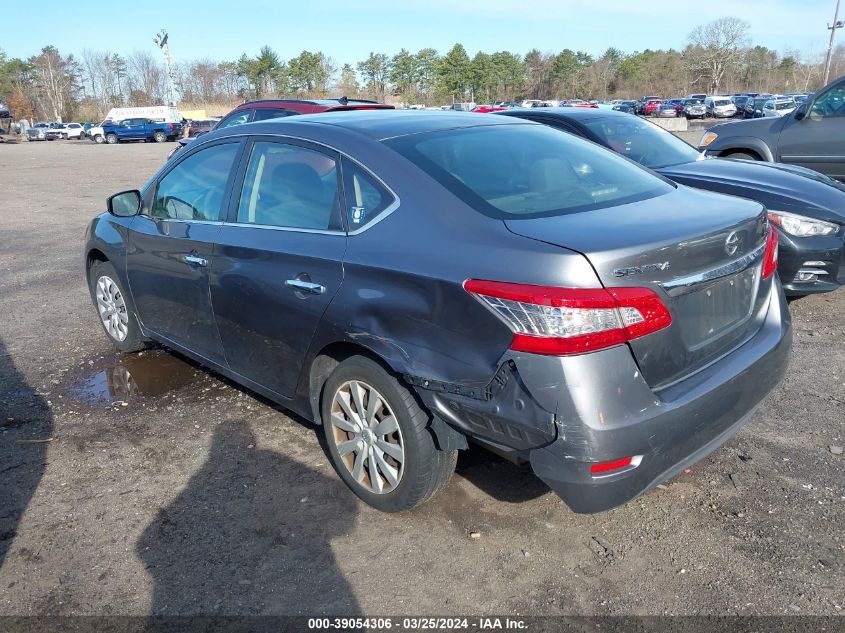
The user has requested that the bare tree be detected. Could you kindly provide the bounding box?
[685,17,750,94]
[126,51,166,105]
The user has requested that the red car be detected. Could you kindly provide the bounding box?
[183,119,217,138]
[643,99,663,115]
[167,97,393,160]
[471,105,509,113]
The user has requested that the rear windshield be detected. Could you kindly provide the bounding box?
[580,115,701,169]
[384,124,672,219]
[712,99,732,106]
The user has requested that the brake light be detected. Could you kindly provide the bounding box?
[464,280,672,356]
[761,226,778,279]
[168,124,174,131]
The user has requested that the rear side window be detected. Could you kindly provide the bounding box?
[150,143,239,221]
[341,158,394,229]
[235,141,342,231]
[253,108,299,121]
[385,124,671,219]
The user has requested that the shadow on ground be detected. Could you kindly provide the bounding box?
[136,419,360,615]
[0,336,54,569]
[454,445,550,504]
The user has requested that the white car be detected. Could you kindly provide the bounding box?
[761,98,797,118]
[56,122,84,139]
[520,99,544,108]
[86,121,108,144]
[705,96,737,118]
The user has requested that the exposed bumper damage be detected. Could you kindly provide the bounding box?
[410,281,792,514]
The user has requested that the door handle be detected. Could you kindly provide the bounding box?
[285,279,325,294]
[182,254,208,267]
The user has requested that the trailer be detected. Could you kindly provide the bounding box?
[104,105,181,123]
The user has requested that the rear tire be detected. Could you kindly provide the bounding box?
[94,134,104,144]
[321,356,457,512]
[154,131,166,143]
[87,260,150,353]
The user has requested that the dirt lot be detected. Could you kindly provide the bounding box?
[0,140,843,618]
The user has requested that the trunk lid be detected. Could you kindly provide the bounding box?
[505,185,771,389]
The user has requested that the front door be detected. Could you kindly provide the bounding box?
[211,138,346,397]
[778,82,845,180]
[127,140,242,363]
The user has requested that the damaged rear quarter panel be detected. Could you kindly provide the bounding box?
[317,161,602,387]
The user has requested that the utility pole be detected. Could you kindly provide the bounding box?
[823,0,843,86]
[153,29,178,107]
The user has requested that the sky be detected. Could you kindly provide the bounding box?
[2,0,838,64]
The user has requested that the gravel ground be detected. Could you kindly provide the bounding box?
[0,140,843,618]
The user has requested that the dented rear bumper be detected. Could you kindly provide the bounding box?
[413,279,792,513]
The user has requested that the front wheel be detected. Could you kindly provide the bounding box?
[726,151,759,161]
[153,131,166,143]
[88,260,150,352]
[105,133,118,144]
[93,134,104,144]
[321,356,457,512]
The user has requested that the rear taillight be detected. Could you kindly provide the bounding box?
[463,280,672,356]
[761,226,778,280]
[168,124,174,131]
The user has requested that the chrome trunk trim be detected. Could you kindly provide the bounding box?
[661,241,766,296]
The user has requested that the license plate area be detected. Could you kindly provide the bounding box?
[673,265,759,350]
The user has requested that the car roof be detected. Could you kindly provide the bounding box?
[497,107,622,124]
[260,109,533,140]
[232,98,390,112]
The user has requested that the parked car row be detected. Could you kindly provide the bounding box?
[83,76,844,516]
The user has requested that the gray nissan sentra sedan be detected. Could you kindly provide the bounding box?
[84,111,791,513]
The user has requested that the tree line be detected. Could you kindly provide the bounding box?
[1,17,840,123]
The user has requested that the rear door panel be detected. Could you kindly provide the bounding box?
[211,137,346,398]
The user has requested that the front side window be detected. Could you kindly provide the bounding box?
[811,85,845,118]
[235,141,341,231]
[150,143,239,221]
[217,110,253,129]
[385,124,672,219]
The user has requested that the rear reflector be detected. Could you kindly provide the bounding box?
[464,280,672,356]
[590,456,638,475]
[761,226,778,280]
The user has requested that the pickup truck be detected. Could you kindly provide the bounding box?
[101,118,183,144]
[26,122,63,141]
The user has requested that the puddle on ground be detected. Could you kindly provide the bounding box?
[69,350,203,404]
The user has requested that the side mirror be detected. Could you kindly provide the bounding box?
[107,190,141,217]
[794,102,808,121]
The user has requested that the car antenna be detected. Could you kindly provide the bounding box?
[338,96,349,105]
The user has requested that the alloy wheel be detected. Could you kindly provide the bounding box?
[95,275,129,341]
[329,380,405,494]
